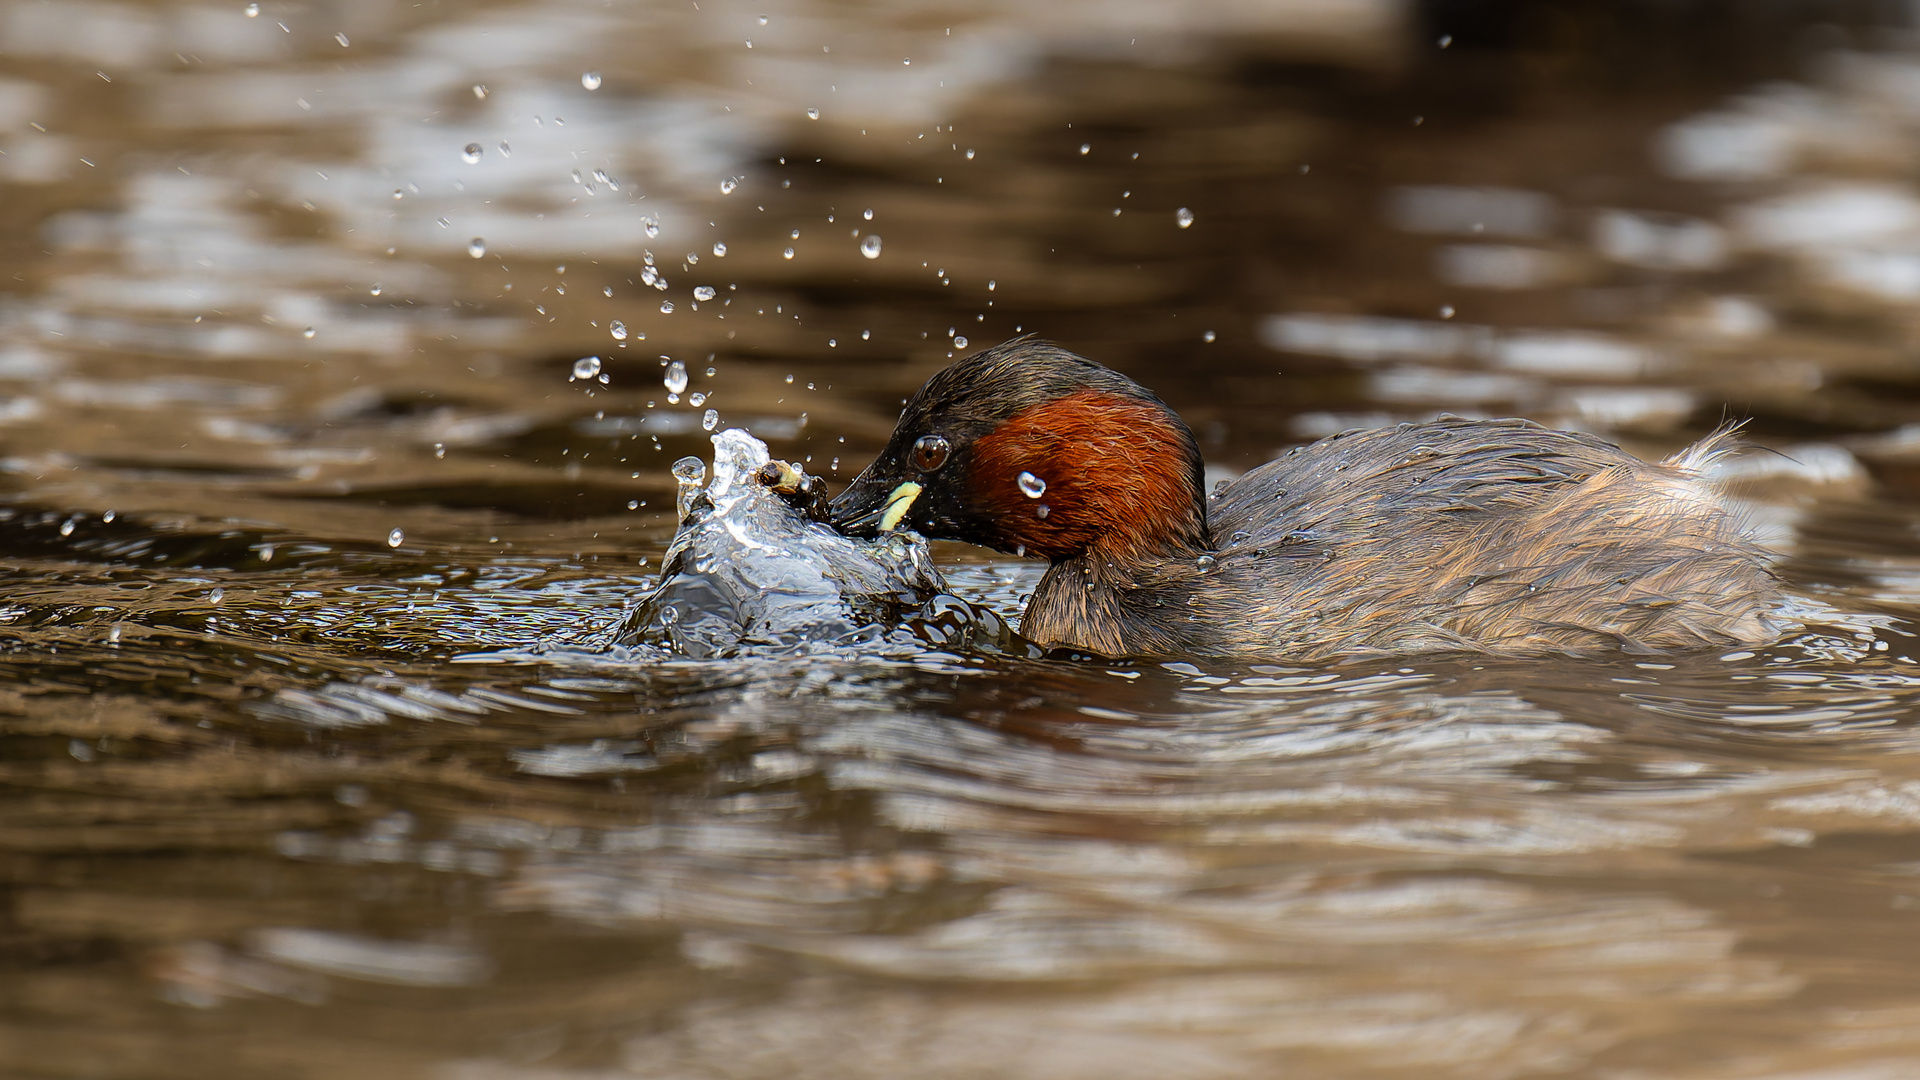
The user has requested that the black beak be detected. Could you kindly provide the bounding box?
[830,466,916,538]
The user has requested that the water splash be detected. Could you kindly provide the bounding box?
[620,430,946,656]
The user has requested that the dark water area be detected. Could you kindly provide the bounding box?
[14,1,1920,1077]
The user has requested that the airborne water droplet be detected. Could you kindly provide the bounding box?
[581,71,602,90]
[693,285,716,301]
[660,301,675,314]
[369,284,382,296]
[782,248,795,260]
[702,408,719,431]
[392,188,403,200]
[1202,330,1216,342]
[953,335,968,349]
[572,356,602,380]
[806,107,820,120]
[862,208,874,220]
[1079,143,1091,155]
[719,178,737,195]
[712,242,727,256]
[244,2,258,14]
[1176,207,1194,228]
[610,321,627,340]
[672,455,706,517]
[386,528,405,548]
[462,143,482,164]
[860,234,882,259]
[301,327,316,339]
[467,237,486,258]
[966,149,975,159]
[643,217,660,239]
[471,83,488,99]
[1017,471,1046,498]
[664,361,689,394]
[689,392,706,407]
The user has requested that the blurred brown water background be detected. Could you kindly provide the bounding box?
[20,1,1920,1076]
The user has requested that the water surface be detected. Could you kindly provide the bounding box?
[11,2,1920,1077]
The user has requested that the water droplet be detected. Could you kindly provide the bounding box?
[102,510,114,523]
[433,444,445,458]
[705,366,716,377]
[806,107,820,120]
[386,528,405,548]
[860,234,882,259]
[392,188,404,200]
[953,335,968,349]
[334,31,349,46]
[784,374,794,384]
[462,143,482,164]
[862,208,874,221]
[1176,207,1194,228]
[301,327,316,339]
[498,141,511,157]
[1202,330,1216,343]
[790,228,801,239]
[860,329,871,340]
[757,14,768,24]
[782,248,795,260]
[1438,34,1453,48]
[664,361,689,394]
[1035,504,1050,518]
[244,2,258,14]
[693,285,717,302]
[1439,304,1456,319]
[660,300,675,314]
[987,280,996,291]
[209,588,225,604]
[672,456,706,517]
[471,83,488,99]
[608,321,627,341]
[58,518,75,537]
[467,237,486,258]
[719,177,737,195]
[712,241,727,256]
[1017,471,1046,498]
[1079,143,1091,155]
[702,408,719,431]
[627,500,639,510]
[581,71,602,90]
[1195,554,1216,571]
[689,391,707,407]
[965,148,975,159]
[369,284,382,296]
[572,356,603,380]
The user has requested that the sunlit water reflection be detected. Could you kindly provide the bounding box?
[14,1,1920,1078]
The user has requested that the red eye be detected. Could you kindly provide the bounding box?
[912,434,951,472]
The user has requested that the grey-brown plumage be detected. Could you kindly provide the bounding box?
[833,339,1785,661]
[1026,416,1781,659]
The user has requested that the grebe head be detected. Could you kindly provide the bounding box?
[831,337,1208,561]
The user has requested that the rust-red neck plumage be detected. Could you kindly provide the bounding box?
[967,388,1208,562]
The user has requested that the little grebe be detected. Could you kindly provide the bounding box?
[829,337,1784,661]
